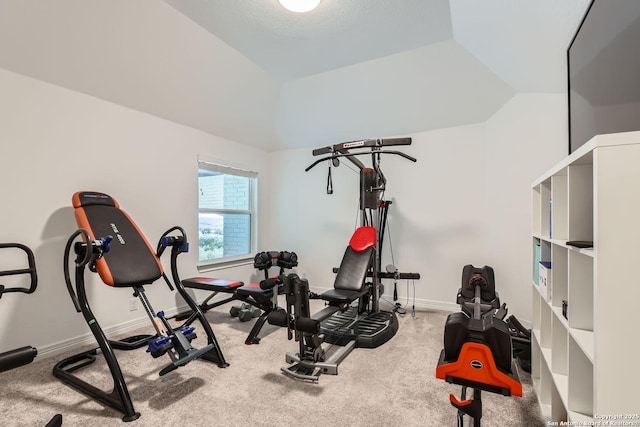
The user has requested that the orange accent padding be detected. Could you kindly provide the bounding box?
[71,192,82,208]
[72,192,163,287]
[436,342,522,397]
[349,226,376,252]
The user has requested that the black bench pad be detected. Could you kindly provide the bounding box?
[236,283,276,301]
[182,278,244,292]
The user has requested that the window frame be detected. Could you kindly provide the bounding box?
[197,157,258,269]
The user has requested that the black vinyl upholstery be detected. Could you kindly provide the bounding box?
[460,264,496,302]
[74,192,162,287]
[335,246,373,291]
[443,311,513,375]
[320,245,373,304]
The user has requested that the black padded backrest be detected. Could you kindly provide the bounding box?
[460,264,496,302]
[333,246,373,291]
[333,226,376,292]
[73,191,163,287]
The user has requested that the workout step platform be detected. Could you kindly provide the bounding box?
[320,307,398,349]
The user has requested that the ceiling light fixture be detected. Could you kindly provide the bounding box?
[278,0,321,13]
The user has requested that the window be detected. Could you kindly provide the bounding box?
[198,159,257,266]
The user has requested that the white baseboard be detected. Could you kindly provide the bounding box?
[377,295,459,313]
[39,291,531,360]
[38,304,191,360]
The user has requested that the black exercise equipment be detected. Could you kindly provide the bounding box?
[53,191,227,422]
[181,250,298,345]
[436,265,522,427]
[269,137,420,381]
[229,302,261,322]
[456,265,532,372]
[456,265,507,320]
[457,265,532,372]
[306,137,420,308]
[0,243,63,427]
[269,226,394,381]
[229,251,293,323]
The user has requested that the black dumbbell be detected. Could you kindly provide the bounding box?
[230,304,261,321]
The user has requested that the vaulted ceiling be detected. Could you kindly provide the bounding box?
[0,0,592,150]
[163,0,592,149]
[163,0,590,91]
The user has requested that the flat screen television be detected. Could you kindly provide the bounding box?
[568,0,640,154]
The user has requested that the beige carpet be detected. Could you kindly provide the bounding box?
[0,299,544,426]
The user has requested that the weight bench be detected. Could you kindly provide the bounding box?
[53,191,228,422]
[178,277,244,315]
[181,250,298,345]
[436,265,522,427]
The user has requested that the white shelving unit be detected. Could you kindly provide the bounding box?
[531,131,640,423]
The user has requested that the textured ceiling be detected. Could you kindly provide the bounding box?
[162,0,454,82]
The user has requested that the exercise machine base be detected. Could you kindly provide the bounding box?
[321,307,398,348]
[282,340,356,381]
[280,307,398,381]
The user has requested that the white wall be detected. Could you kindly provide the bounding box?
[269,94,569,322]
[0,68,270,356]
[483,93,569,320]
[0,0,574,357]
[0,69,570,357]
[0,0,280,150]
[276,40,514,150]
[268,124,489,311]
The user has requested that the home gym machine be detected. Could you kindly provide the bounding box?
[54,191,227,422]
[0,243,63,427]
[180,249,298,345]
[436,265,522,427]
[268,137,420,381]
